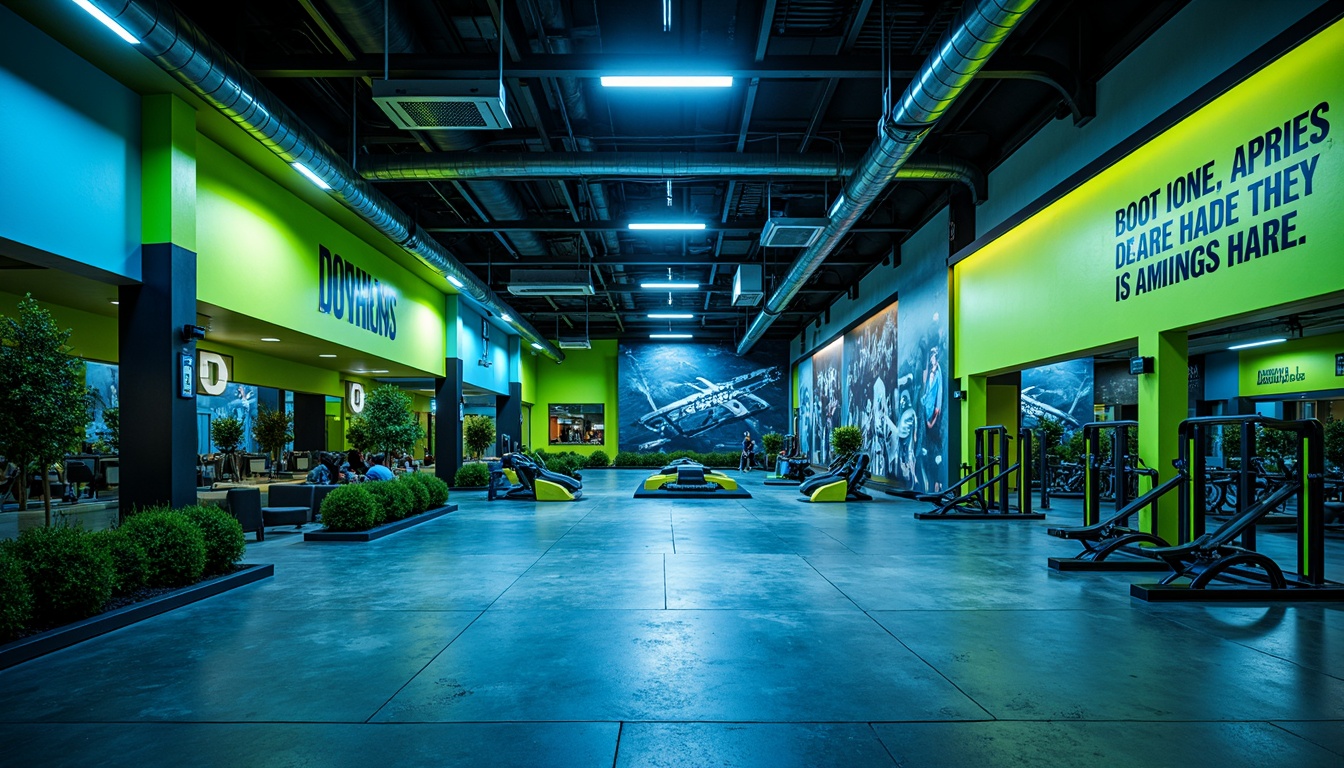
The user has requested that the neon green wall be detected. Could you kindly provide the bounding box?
[520,346,538,405]
[986,384,1020,489]
[195,136,447,375]
[1238,332,1344,397]
[955,19,1344,378]
[529,339,618,457]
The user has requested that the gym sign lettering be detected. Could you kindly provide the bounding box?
[318,245,398,340]
[197,351,232,396]
[1256,366,1306,386]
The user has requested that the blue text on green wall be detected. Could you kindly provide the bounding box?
[317,245,398,340]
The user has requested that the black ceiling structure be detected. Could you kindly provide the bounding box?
[168,0,1189,343]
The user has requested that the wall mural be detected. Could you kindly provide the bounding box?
[809,338,844,465]
[84,360,118,448]
[897,251,950,493]
[843,302,901,480]
[618,341,788,453]
[1021,358,1095,433]
[199,383,261,454]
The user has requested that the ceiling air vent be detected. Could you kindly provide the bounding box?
[760,217,829,248]
[732,265,764,307]
[507,269,595,297]
[372,80,511,130]
[558,334,592,350]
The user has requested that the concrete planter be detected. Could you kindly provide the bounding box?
[303,504,457,542]
[0,563,274,671]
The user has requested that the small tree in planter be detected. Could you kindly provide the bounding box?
[1324,418,1343,473]
[463,414,496,460]
[0,295,94,525]
[101,406,120,453]
[345,415,373,455]
[830,425,863,458]
[761,432,784,470]
[357,385,425,457]
[210,416,244,480]
[252,404,294,476]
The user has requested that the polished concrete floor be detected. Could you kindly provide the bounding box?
[2,469,1342,766]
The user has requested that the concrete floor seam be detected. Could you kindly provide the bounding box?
[361,606,491,725]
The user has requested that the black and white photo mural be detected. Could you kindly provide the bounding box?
[810,338,844,465]
[843,301,901,480]
[618,341,788,453]
[1020,358,1095,432]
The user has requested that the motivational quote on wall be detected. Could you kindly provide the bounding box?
[1112,101,1330,302]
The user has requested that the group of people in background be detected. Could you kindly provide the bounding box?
[305,449,412,484]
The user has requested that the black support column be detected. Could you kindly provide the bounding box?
[292,393,326,452]
[435,358,464,483]
[118,243,199,511]
[496,382,522,455]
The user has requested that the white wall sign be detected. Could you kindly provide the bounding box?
[198,350,230,396]
[347,381,366,413]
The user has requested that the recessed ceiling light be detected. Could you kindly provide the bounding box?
[641,282,700,290]
[446,275,464,288]
[600,76,732,88]
[648,313,693,319]
[1228,338,1287,350]
[71,0,140,45]
[319,354,337,358]
[108,300,119,305]
[628,222,706,231]
[290,161,330,190]
[260,337,281,342]
[650,333,694,339]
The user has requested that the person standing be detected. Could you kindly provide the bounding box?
[740,432,755,472]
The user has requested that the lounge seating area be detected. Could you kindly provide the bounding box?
[200,483,338,541]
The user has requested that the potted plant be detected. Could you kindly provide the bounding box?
[252,404,294,477]
[830,424,863,457]
[210,415,244,480]
[463,414,496,461]
[761,432,784,471]
[353,385,425,458]
[0,296,94,525]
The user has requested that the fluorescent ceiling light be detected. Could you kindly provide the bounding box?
[72,0,140,44]
[648,313,693,319]
[109,300,119,305]
[290,161,330,190]
[370,369,389,374]
[500,313,512,322]
[319,354,337,358]
[628,222,706,231]
[601,76,732,88]
[641,282,699,290]
[650,333,694,339]
[446,275,464,288]
[1228,338,1287,350]
[260,337,281,342]
[531,342,545,350]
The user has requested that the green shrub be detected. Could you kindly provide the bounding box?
[91,528,149,595]
[122,509,208,588]
[761,432,784,458]
[1326,418,1344,471]
[320,484,384,531]
[831,425,864,456]
[0,546,33,640]
[399,474,430,514]
[546,454,582,479]
[365,479,413,521]
[454,462,491,488]
[614,451,639,466]
[586,450,611,468]
[420,474,450,507]
[11,526,114,625]
[180,504,245,575]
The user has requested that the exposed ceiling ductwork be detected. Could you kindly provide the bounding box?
[737,0,1038,354]
[93,0,563,360]
[357,152,985,202]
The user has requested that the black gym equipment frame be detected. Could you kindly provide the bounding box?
[914,426,1045,520]
[1131,416,1344,602]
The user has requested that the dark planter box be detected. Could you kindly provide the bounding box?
[304,503,457,542]
[0,563,274,671]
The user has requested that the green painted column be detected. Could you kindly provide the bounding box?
[960,374,989,474]
[1137,329,1188,543]
[119,94,199,513]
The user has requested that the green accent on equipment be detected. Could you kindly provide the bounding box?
[535,478,575,501]
[809,479,848,502]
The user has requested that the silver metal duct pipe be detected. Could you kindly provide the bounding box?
[736,0,1036,354]
[426,135,550,258]
[358,152,984,202]
[95,0,563,360]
